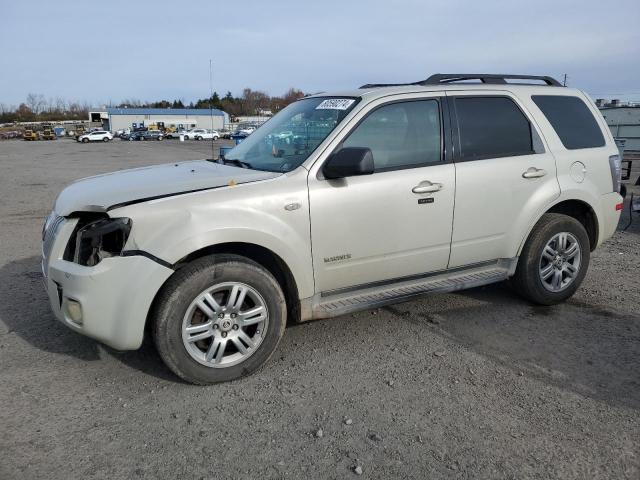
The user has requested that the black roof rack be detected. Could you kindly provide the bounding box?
[360,73,563,89]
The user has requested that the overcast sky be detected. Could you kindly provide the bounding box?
[2,0,639,107]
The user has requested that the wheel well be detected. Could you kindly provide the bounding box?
[174,242,301,323]
[546,200,598,250]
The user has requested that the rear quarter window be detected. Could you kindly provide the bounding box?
[531,95,605,149]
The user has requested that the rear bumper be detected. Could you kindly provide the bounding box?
[43,219,173,350]
[598,192,623,246]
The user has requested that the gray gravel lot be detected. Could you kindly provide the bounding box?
[1,139,639,479]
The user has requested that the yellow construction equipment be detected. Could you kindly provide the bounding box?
[23,128,38,141]
[74,125,86,140]
[41,126,56,140]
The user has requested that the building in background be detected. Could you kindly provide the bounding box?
[106,107,229,132]
[599,104,640,151]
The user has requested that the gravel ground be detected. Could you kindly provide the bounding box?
[1,139,639,479]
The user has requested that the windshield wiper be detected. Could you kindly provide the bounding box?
[221,158,253,169]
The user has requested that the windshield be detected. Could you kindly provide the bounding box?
[224,97,358,172]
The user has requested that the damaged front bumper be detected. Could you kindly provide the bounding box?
[42,216,173,350]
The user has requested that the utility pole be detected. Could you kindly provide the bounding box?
[209,59,215,160]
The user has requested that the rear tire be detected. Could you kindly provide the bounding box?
[82,138,88,143]
[152,254,287,384]
[511,213,590,305]
[196,136,202,141]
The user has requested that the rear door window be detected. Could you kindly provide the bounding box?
[454,96,534,161]
[532,95,605,149]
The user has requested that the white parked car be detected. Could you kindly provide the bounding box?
[183,129,219,141]
[77,131,113,143]
[237,126,256,136]
[43,73,623,384]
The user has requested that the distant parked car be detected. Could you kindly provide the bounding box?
[143,130,164,141]
[164,130,187,139]
[236,126,257,136]
[183,129,219,141]
[77,131,113,143]
[218,129,233,139]
[125,130,163,141]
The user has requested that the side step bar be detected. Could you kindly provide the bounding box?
[310,259,516,319]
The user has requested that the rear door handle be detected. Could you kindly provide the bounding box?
[412,181,443,194]
[522,167,547,179]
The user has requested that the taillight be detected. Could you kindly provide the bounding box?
[609,154,622,193]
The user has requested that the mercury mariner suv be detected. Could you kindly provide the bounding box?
[42,73,623,384]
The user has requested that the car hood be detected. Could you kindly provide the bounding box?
[54,160,281,216]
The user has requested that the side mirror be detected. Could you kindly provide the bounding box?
[322,147,374,180]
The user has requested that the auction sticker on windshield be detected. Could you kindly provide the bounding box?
[315,99,355,110]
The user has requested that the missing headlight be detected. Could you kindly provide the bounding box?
[72,218,132,267]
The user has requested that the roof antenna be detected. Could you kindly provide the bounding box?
[562,74,568,87]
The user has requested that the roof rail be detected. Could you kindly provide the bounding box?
[360,73,563,89]
[422,74,563,86]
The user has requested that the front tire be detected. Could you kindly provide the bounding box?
[196,136,202,141]
[82,138,88,143]
[102,137,109,142]
[152,254,287,384]
[511,213,590,305]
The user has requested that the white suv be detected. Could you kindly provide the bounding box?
[42,74,623,384]
[183,129,219,141]
[77,130,113,143]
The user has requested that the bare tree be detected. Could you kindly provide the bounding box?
[25,93,46,115]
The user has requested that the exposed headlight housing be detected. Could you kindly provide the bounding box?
[71,217,132,266]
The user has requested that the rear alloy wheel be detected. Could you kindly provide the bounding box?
[153,254,287,384]
[511,213,590,305]
[539,232,581,293]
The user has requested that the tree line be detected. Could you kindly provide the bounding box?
[0,88,305,124]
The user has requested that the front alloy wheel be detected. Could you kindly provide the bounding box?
[152,254,286,384]
[182,282,269,367]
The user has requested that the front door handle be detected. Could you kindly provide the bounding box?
[412,181,443,194]
[522,167,547,179]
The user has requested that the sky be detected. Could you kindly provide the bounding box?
[1,0,639,107]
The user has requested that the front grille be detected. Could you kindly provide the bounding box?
[42,214,64,277]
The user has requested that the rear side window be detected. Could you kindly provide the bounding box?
[454,97,533,161]
[532,95,605,149]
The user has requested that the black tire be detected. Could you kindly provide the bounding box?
[196,136,202,141]
[152,254,287,384]
[213,136,219,141]
[511,213,590,305]
[82,138,89,143]
[102,137,109,142]
[157,136,163,141]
